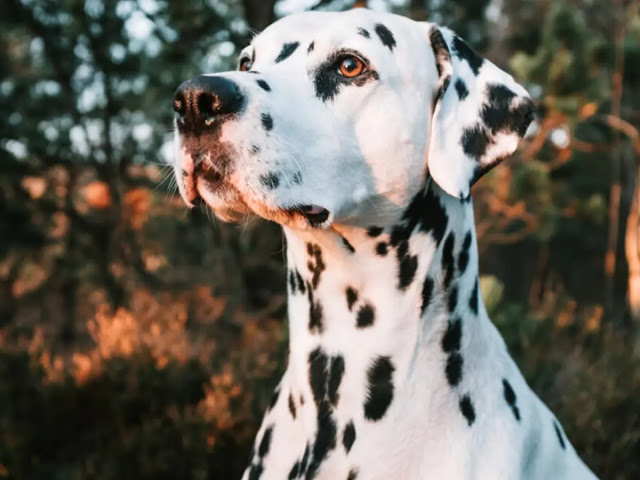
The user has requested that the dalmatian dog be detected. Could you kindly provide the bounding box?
[171,8,598,480]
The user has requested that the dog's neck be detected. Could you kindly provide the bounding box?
[282,181,492,423]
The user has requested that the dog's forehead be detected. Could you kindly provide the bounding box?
[249,9,418,61]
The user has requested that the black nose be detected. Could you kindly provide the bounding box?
[173,75,244,135]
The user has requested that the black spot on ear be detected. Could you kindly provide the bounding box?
[461,125,491,160]
[260,172,280,190]
[288,392,297,419]
[376,242,388,256]
[421,277,434,315]
[342,236,355,253]
[258,425,274,457]
[346,287,358,311]
[447,285,458,313]
[257,79,271,91]
[275,41,300,63]
[442,232,456,288]
[261,113,273,131]
[342,421,356,453]
[399,254,418,290]
[502,379,520,421]
[429,27,451,104]
[328,355,345,406]
[356,303,375,328]
[347,469,358,480]
[357,27,370,38]
[458,231,472,274]
[445,352,463,386]
[452,36,484,75]
[308,41,315,53]
[367,226,384,237]
[483,84,534,137]
[364,356,395,421]
[374,24,396,51]
[455,78,469,100]
[459,394,476,426]
[554,420,566,450]
[469,279,479,315]
[442,317,462,353]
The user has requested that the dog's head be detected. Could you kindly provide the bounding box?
[172,9,534,229]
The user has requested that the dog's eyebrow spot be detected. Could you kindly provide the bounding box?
[256,79,271,91]
[455,78,469,100]
[357,27,370,38]
[374,24,396,51]
[261,113,274,131]
[452,36,483,75]
[260,172,280,190]
[275,41,300,63]
[308,41,315,53]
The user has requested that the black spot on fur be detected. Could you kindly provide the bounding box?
[461,125,491,160]
[261,113,273,131]
[260,172,280,189]
[554,420,566,450]
[367,226,384,237]
[275,42,300,63]
[503,379,520,421]
[248,463,263,480]
[459,395,476,426]
[257,79,271,91]
[375,24,396,51]
[442,232,456,288]
[309,348,329,406]
[442,318,462,353]
[458,231,472,274]
[447,285,458,313]
[343,421,356,453]
[421,277,434,315]
[288,461,300,480]
[306,243,326,289]
[356,303,375,328]
[307,402,337,479]
[328,356,345,406]
[258,425,273,457]
[251,145,261,154]
[308,285,324,334]
[452,36,484,75]
[342,236,355,253]
[346,287,358,311]
[445,352,463,386]
[376,242,388,256]
[308,41,315,53]
[289,392,297,419]
[469,279,479,315]
[347,469,358,480]
[300,444,310,474]
[455,78,469,100]
[402,183,448,245]
[357,27,370,38]
[399,254,418,290]
[293,171,303,184]
[364,356,395,421]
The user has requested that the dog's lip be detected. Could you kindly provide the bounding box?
[289,204,331,227]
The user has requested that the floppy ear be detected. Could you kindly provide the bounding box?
[425,25,535,199]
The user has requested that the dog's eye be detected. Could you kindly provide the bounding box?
[239,57,252,72]
[338,56,365,78]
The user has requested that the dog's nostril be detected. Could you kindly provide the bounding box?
[173,95,185,116]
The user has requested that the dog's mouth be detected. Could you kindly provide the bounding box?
[288,204,331,227]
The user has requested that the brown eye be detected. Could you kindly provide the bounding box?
[338,56,365,77]
[239,57,252,72]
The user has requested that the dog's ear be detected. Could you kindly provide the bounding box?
[424,25,535,199]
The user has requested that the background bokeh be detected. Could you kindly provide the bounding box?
[1,0,639,478]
